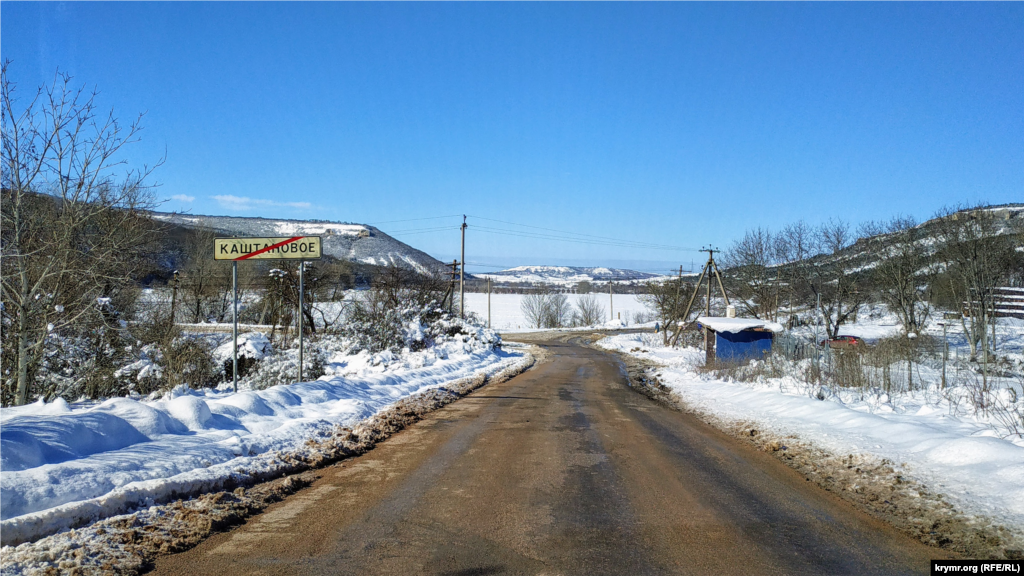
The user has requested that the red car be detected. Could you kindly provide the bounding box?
[820,335,864,348]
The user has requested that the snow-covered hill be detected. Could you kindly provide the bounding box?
[476,265,665,286]
[149,212,445,274]
[799,203,1024,276]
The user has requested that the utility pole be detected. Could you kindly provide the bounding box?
[487,277,492,329]
[671,246,729,352]
[232,261,238,393]
[446,260,460,314]
[705,249,713,358]
[170,270,179,323]
[460,215,467,319]
[609,283,614,323]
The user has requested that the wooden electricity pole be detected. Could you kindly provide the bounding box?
[609,283,614,322]
[460,215,467,319]
[487,277,492,329]
[670,247,730,349]
[444,260,460,314]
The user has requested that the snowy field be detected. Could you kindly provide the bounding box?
[598,315,1024,532]
[462,292,650,331]
[0,332,525,546]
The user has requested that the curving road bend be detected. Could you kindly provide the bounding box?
[149,340,945,575]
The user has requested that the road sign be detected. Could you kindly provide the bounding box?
[214,236,322,260]
[216,236,322,392]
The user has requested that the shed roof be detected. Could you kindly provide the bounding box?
[697,316,785,334]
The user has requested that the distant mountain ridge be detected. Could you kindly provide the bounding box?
[476,265,665,286]
[149,212,445,274]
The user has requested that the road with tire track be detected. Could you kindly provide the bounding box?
[149,338,945,575]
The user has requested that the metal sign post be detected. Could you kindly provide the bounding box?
[232,261,238,392]
[215,236,322,390]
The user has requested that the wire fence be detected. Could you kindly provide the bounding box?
[769,332,1016,396]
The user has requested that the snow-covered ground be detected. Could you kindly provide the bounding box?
[0,333,524,545]
[473,265,666,287]
[598,316,1024,531]
[462,292,651,331]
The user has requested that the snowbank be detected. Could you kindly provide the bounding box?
[598,333,1024,530]
[0,342,524,545]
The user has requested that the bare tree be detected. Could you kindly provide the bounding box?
[179,227,232,323]
[723,227,782,320]
[519,289,572,329]
[258,257,361,340]
[639,276,695,345]
[808,219,868,339]
[520,292,548,329]
[776,220,818,318]
[573,293,605,327]
[861,216,932,333]
[544,292,572,328]
[932,205,1018,364]
[1,63,160,405]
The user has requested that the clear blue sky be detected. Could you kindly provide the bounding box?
[3,2,1022,273]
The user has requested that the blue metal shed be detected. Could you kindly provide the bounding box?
[697,316,783,364]
[714,329,774,362]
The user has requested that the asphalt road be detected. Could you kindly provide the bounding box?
[149,340,944,576]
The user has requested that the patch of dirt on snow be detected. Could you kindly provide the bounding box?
[613,350,1024,561]
[0,352,536,576]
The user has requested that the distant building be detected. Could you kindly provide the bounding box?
[697,316,784,364]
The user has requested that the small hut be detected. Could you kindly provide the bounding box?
[697,316,784,364]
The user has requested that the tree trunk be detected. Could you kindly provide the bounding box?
[16,328,30,406]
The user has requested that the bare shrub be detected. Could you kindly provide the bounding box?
[127,312,220,392]
[164,337,220,389]
[343,264,453,354]
[626,309,655,325]
[573,294,605,327]
[518,291,573,329]
[544,293,571,328]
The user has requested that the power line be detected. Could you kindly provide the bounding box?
[385,225,458,235]
[472,225,696,252]
[468,215,701,252]
[367,214,462,226]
